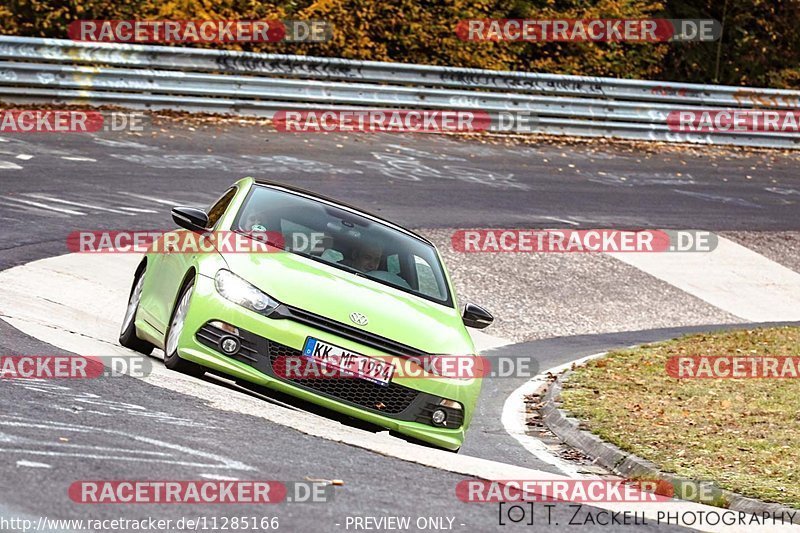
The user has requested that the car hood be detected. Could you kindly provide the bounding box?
[220,251,474,355]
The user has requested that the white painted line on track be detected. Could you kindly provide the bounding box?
[199,474,240,481]
[0,200,69,218]
[766,187,800,196]
[501,351,610,478]
[1,197,85,216]
[22,194,135,215]
[118,206,159,213]
[60,156,97,162]
[16,460,51,469]
[0,415,253,471]
[0,253,796,532]
[608,234,800,322]
[541,215,580,226]
[0,160,23,170]
[15,154,33,161]
[117,191,182,206]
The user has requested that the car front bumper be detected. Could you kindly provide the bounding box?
[174,273,481,450]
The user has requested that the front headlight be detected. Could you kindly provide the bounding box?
[214,269,279,315]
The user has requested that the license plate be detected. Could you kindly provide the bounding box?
[302,338,394,386]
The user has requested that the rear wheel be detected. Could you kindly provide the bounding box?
[119,266,155,355]
[164,280,205,377]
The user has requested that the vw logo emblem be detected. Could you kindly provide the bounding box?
[349,312,368,326]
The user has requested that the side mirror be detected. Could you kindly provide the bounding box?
[462,303,494,329]
[171,206,209,233]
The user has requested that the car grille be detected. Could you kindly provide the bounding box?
[268,340,419,415]
[196,322,421,416]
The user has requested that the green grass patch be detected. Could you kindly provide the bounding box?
[560,327,800,508]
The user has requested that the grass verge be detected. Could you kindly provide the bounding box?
[560,326,800,508]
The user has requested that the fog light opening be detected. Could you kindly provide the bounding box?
[432,409,447,426]
[219,335,241,355]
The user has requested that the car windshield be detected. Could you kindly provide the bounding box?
[233,185,453,307]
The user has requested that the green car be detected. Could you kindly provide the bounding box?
[119,178,493,451]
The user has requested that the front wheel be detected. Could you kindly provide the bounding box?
[164,281,205,377]
[119,266,155,355]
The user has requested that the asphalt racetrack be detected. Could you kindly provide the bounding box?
[1,121,799,532]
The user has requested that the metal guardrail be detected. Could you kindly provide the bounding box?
[0,35,799,148]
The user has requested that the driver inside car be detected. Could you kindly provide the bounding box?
[241,209,269,232]
[238,208,286,248]
[342,240,383,273]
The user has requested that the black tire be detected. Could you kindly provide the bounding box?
[163,279,205,377]
[119,265,155,355]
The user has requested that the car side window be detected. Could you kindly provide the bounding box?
[414,255,443,299]
[206,188,236,229]
[387,254,401,275]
